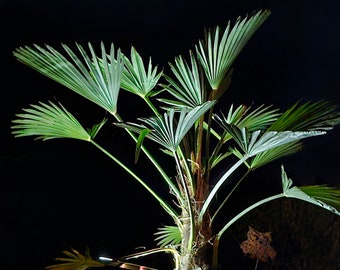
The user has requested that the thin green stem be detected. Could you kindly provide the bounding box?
[212,193,284,269]
[211,168,251,223]
[217,193,283,238]
[89,139,180,224]
[144,96,160,117]
[198,155,248,223]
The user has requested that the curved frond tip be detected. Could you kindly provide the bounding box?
[11,101,91,141]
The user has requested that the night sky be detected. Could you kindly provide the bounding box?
[1,1,340,270]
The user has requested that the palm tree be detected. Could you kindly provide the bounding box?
[11,9,340,270]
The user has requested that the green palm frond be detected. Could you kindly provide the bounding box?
[86,117,107,139]
[300,185,340,211]
[195,9,271,90]
[134,128,150,163]
[221,104,246,124]
[247,141,303,169]
[281,166,340,216]
[209,150,234,170]
[158,51,205,109]
[115,101,215,151]
[219,124,325,157]
[154,225,182,247]
[13,42,123,115]
[11,101,90,141]
[268,100,340,131]
[236,105,280,131]
[46,247,105,270]
[214,103,280,132]
[121,46,162,98]
[245,130,324,157]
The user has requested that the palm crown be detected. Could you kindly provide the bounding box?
[11,9,340,270]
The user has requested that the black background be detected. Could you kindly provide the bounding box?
[1,1,340,270]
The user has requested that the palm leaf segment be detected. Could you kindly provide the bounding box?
[159,51,205,109]
[46,247,105,270]
[116,101,215,152]
[214,104,288,169]
[217,103,280,132]
[282,166,340,215]
[268,100,340,131]
[196,9,271,90]
[13,42,124,115]
[11,101,91,141]
[154,225,182,247]
[226,126,324,158]
[121,46,162,98]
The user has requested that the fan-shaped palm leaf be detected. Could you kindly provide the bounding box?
[159,51,205,109]
[300,185,340,211]
[214,101,339,169]
[282,166,340,215]
[219,124,326,157]
[121,46,162,98]
[115,101,215,152]
[199,127,326,222]
[13,42,123,115]
[154,225,182,247]
[214,103,280,132]
[46,248,104,270]
[249,129,324,156]
[268,100,340,131]
[195,9,271,90]
[247,141,303,169]
[11,101,90,141]
[231,140,304,170]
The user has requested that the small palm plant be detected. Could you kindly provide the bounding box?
[11,9,340,270]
